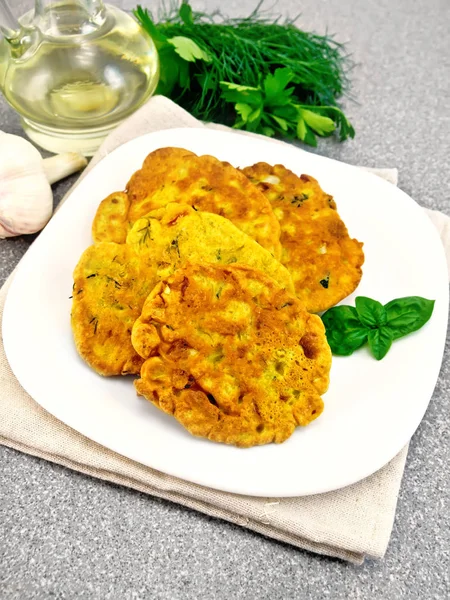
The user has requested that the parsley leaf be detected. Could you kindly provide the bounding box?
[299,108,336,136]
[263,68,295,105]
[220,82,263,106]
[168,36,211,62]
[234,103,253,123]
[179,1,194,25]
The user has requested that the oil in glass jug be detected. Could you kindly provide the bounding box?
[0,1,159,155]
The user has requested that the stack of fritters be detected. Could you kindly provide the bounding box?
[72,147,364,447]
[73,203,294,377]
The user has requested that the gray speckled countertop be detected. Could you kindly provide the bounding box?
[1,1,450,598]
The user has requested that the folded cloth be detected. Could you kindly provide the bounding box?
[1,96,449,564]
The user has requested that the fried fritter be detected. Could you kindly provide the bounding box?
[127,203,294,292]
[242,163,364,313]
[71,242,156,376]
[91,191,130,244]
[132,263,331,448]
[92,147,282,258]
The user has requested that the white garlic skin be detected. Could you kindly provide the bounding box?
[0,132,53,238]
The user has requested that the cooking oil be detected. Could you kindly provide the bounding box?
[0,2,159,155]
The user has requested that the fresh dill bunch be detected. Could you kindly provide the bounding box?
[134,1,354,145]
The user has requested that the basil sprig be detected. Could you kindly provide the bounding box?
[321,296,435,360]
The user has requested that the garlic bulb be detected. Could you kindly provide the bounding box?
[0,132,87,238]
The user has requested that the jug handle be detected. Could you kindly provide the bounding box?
[0,0,20,40]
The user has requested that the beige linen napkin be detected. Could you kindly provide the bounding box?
[1,97,449,565]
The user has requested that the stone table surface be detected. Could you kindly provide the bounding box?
[1,0,449,598]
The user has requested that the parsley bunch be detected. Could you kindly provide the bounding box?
[134,2,354,146]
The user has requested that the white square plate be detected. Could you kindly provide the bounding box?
[3,128,448,496]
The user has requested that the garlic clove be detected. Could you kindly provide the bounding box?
[0,132,53,238]
[0,131,87,239]
[0,169,53,238]
[42,152,88,185]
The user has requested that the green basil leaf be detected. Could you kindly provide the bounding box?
[355,296,387,327]
[322,305,360,326]
[326,327,369,356]
[368,327,393,360]
[321,306,369,356]
[384,296,435,340]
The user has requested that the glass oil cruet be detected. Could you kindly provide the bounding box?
[0,0,159,155]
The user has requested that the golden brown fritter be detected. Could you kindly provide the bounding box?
[132,263,331,448]
[92,147,282,258]
[127,147,195,202]
[91,192,130,244]
[127,203,294,292]
[242,163,365,313]
[71,242,156,376]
